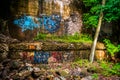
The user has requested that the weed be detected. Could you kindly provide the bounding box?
[92,73,99,80]
[34,33,47,40]
[99,61,120,76]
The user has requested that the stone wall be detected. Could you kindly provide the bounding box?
[10,0,39,17]
[0,33,106,63]
[42,0,71,19]
[28,0,39,16]
[8,0,83,40]
[8,42,106,62]
[39,0,83,35]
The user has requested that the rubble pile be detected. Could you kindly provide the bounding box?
[0,59,120,80]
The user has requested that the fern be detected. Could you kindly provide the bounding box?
[103,39,120,57]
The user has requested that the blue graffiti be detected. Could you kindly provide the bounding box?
[13,14,61,33]
[34,51,50,64]
[14,15,39,31]
[43,15,60,32]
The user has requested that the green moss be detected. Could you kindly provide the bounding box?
[34,33,93,43]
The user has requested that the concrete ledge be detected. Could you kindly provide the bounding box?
[9,41,105,51]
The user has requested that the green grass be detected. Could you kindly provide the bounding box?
[34,33,93,43]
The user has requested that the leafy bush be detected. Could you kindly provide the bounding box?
[83,13,99,28]
[83,0,120,28]
[100,61,112,76]
[100,61,120,76]
[103,39,120,57]
[111,63,120,75]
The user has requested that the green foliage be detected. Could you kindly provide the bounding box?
[83,0,100,7]
[111,63,120,75]
[100,61,120,76]
[103,39,120,57]
[83,0,102,28]
[83,13,98,28]
[92,73,99,80]
[68,32,80,40]
[90,5,101,14]
[80,33,93,41]
[34,33,47,40]
[67,33,92,43]
[103,0,120,22]
[73,58,90,67]
[51,33,92,43]
[83,0,120,28]
[72,59,120,76]
[34,33,92,43]
[99,61,111,76]
[67,33,92,41]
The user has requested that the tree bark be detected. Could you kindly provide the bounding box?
[89,0,106,63]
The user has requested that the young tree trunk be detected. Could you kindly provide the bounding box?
[89,0,106,63]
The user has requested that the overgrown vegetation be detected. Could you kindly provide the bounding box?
[73,59,120,77]
[34,33,47,40]
[34,33,92,43]
[99,61,120,76]
[103,39,120,57]
[83,0,120,28]
[73,58,90,67]
[82,0,120,63]
[92,73,99,80]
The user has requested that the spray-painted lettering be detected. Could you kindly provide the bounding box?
[34,51,50,64]
[13,14,61,33]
